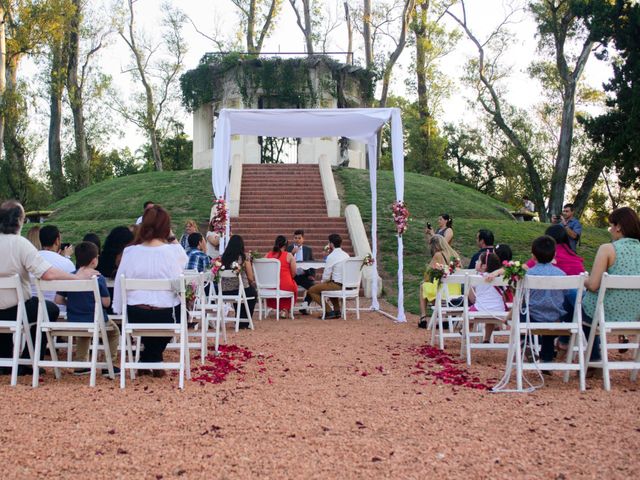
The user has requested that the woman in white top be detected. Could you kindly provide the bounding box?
[206,220,220,259]
[113,205,187,372]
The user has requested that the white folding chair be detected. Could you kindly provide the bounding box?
[119,275,190,389]
[33,277,116,387]
[585,273,640,391]
[428,273,465,349]
[321,258,363,320]
[214,270,255,332]
[461,274,511,365]
[253,258,295,320]
[0,275,34,386]
[512,274,587,391]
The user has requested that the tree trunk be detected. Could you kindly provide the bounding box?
[572,156,606,218]
[3,55,29,203]
[247,0,256,53]
[0,7,6,164]
[344,2,352,64]
[379,0,415,108]
[48,41,66,199]
[363,0,373,70]
[413,2,429,120]
[289,0,314,55]
[66,0,90,188]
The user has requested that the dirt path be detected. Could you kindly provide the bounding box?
[1,301,638,479]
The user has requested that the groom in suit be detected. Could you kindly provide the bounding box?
[287,230,316,292]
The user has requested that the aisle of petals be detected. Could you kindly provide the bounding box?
[411,344,491,390]
[191,344,254,385]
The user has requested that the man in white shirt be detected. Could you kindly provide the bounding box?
[31,225,76,312]
[306,233,349,319]
[135,200,155,224]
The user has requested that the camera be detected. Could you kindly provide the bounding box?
[61,242,71,250]
[427,222,432,230]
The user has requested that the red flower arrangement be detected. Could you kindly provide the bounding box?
[392,200,409,236]
[502,260,526,289]
[210,197,228,234]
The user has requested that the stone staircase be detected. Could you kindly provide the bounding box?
[230,164,353,257]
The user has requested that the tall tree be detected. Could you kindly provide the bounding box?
[0,0,69,203]
[447,1,548,218]
[117,0,186,171]
[530,0,596,217]
[289,0,315,54]
[363,0,373,69]
[230,0,282,54]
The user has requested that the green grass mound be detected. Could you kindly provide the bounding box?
[45,169,215,241]
[335,168,609,315]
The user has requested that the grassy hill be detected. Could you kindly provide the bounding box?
[38,167,610,315]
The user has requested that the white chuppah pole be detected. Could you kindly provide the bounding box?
[367,137,380,312]
[212,110,232,253]
[390,109,406,322]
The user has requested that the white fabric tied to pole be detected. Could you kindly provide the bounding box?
[211,108,405,321]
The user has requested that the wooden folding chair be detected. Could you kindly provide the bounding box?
[585,273,640,391]
[33,277,116,387]
[0,275,34,386]
[119,275,190,389]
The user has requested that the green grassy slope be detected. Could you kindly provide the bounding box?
[44,169,215,241]
[38,167,609,315]
[335,168,610,315]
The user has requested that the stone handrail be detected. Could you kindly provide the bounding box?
[344,204,381,298]
[318,155,340,217]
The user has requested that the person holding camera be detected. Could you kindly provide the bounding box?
[424,214,454,245]
[553,203,582,252]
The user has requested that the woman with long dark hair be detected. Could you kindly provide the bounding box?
[220,235,257,328]
[265,235,298,317]
[112,206,187,374]
[98,226,134,279]
[425,213,454,245]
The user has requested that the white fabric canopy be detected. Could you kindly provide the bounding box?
[212,108,406,322]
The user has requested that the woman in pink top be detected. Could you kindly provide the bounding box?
[525,224,585,274]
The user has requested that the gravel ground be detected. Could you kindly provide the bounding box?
[1,299,639,479]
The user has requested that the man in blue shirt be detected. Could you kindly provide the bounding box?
[468,229,495,269]
[185,233,212,272]
[558,203,582,252]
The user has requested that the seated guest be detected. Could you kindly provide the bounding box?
[179,219,199,250]
[206,221,221,259]
[185,232,211,273]
[418,235,462,329]
[469,251,508,342]
[266,235,298,318]
[32,225,76,312]
[522,235,573,367]
[219,235,257,328]
[287,230,315,311]
[495,244,513,263]
[425,214,454,245]
[112,206,187,373]
[526,224,585,275]
[0,200,98,370]
[27,225,41,250]
[469,229,495,269]
[82,233,101,253]
[306,234,349,319]
[582,207,640,365]
[98,226,134,280]
[135,200,154,225]
[521,195,535,213]
[55,241,120,375]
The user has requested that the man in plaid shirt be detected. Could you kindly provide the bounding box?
[185,233,212,272]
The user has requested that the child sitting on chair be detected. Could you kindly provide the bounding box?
[521,235,572,364]
[55,241,120,375]
[469,251,509,342]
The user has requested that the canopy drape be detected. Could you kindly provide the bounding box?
[212,108,406,322]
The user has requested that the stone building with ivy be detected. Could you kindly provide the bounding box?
[180,54,375,169]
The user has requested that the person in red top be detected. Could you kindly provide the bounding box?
[265,235,298,317]
[525,224,585,275]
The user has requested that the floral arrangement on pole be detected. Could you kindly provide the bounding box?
[185,281,197,310]
[392,200,409,236]
[361,253,375,269]
[247,250,262,262]
[502,260,526,289]
[211,197,228,234]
